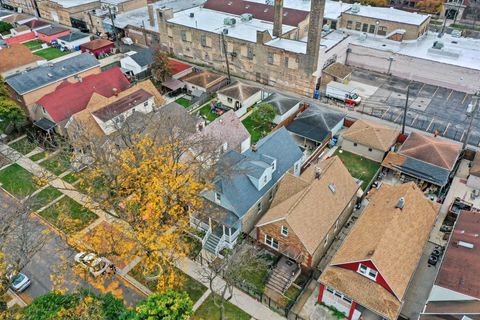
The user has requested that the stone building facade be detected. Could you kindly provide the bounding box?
[1,0,39,15]
[37,0,100,28]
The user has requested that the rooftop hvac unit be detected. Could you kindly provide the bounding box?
[451,29,461,38]
[241,13,253,21]
[432,40,444,49]
[322,24,330,32]
[351,3,360,13]
[223,28,229,34]
[224,17,236,25]
[265,0,273,5]
[189,12,195,18]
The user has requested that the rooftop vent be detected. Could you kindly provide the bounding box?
[241,13,253,21]
[47,73,53,77]
[328,183,336,193]
[224,17,236,26]
[223,28,229,34]
[322,24,331,32]
[458,241,474,249]
[433,41,444,50]
[251,144,257,152]
[351,3,360,13]
[189,12,194,18]
[395,197,405,209]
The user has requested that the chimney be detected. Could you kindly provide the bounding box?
[113,88,118,96]
[315,166,322,179]
[395,197,405,210]
[273,0,283,38]
[147,4,155,27]
[256,30,272,44]
[251,144,257,152]
[305,0,326,73]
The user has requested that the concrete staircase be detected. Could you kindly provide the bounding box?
[265,268,292,294]
[203,233,221,254]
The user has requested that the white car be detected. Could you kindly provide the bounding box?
[74,252,112,277]
[8,272,31,292]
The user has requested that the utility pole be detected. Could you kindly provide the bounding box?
[462,91,480,150]
[402,84,410,135]
[108,6,119,47]
[221,32,231,83]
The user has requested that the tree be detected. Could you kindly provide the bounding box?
[360,0,389,6]
[250,103,276,130]
[151,49,172,82]
[134,290,193,320]
[0,76,26,131]
[415,0,443,14]
[0,22,12,35]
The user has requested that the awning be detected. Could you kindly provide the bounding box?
[162,78,184,91]
[33,118,56,132]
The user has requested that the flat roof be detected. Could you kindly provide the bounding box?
[350,32,480,71]
[268,30,348,54]
[344,5,430,25]
[168,7,295,43]
[47,0,98,8]
[246,0,352,20]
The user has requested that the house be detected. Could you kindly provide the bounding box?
[193,110,251,154]
[287,105,345,151]
[66,80,164,141]
[0,43,44,78]
[466,152,480,190]
[5,53,101,113]
[0,13,35,25]
[80,39,115,57]
[37,25,71,43]
[57,32,91,50]
[10,25,31,36]
[33,67,130,134]
[180,70,228,95]
[256,156,359,270]
[22,19,51,33]
[420,210,480,319]
[262,93,302,125]
[120,48,153,80]
[318,182,439,320]
[161,59,193,93]
[382,132,462,192]
[342,119,400,162]
[216,81,264,117]
[191,127,304,255]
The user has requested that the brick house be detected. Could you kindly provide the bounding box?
[318,182,439,320]
[256,156,359,270]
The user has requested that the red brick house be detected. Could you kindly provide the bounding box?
[80,39,115,58]
[256,156,359,270]
[318,182,439,320]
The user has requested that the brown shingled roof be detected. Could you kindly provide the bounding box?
[257,156,359,255]
[181,70,227,90]
[398,132,461,170]
[343,119,400,152]
[0,43,43,75]
[323,63,353,80]
[81,39,114,51]
[217,81,261,102]
[320,182,439,320]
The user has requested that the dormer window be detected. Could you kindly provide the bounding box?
[357,264,378,281]
[281,226,288,236]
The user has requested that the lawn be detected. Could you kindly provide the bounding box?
[63,172,79,184]
[34,47,70,61]
[129,265,207,303]
[192,294,251,320]
[37,196,98,233]
[9,137,37,155]
[241,115,273,143]
[175,97,192,108]
[199,103,220,122]
[40,152,71,175]
[333,148,380,190]
[22,39,44,51]
[233,254,272,294]
[0,164,41,198]
[30,186,63,211]
[29,151,47,162]
[284,285,302,302]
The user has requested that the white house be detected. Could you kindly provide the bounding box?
[57,32,91,50]
[262,93,302,125]
[217,81,264,117]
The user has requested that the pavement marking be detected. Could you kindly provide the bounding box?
[394,110,403,123]
[431,86,439,98]
[417,83,425,95]
[411,114,419,126]
[462,93,469,104]
[426,118,435,132]
[380,106,390,119]
[443,123,451,136]
[446,90,454,101]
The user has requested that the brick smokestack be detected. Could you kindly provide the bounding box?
[273,0,283,38]
[306,0,325,73]
[147,4,155,27]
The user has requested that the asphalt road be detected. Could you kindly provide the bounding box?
[0,189,144,306]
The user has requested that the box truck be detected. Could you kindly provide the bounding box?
[325,82,361,106]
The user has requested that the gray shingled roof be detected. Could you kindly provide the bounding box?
[287,105,345,143]
[37,25,69,36]
[207,127,303,225]
[5,53,99,95]
[58,31,90,43]
[392,157,450,186]
[263,92,301,115]
[130,49,153,68]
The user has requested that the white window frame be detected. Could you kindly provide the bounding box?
[281,226,288,236]
[264,234,279,250]
[357,264,378,281]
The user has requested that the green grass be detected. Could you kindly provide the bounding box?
[241,115,273,143]
[199,103,220,122]
[234,258,270,294]
[63,172,79,184]
[175,97,192,108]
[41,153,71,175]
[30,186,63,211]
[129,265,207,303]
[37,196,98,233]
[29,151,46,162]
[0,164,41,198]
[334,148,380,190]
[22,39,44,51]
[9,137,37,155]
[284,285,302,302]
[192,294,251,320]
[34,47,70,61]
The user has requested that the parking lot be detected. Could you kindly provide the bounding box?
[351,69,480,146]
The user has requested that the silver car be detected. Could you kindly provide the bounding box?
[9,272,31,292]
[74,252,112,277]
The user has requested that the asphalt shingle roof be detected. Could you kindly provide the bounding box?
[130,49,153,68]
[263,93,301,116]
[5,53,100,95]
[58,31,90,42]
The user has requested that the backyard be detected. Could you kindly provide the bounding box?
[0,164,42,198]
[241,115,273,144]
[334,148,380,190]
[30,186,63,211]
[175,97,192,109]
[198,102,220,122]
[9,137,37,155]
[192,294,251,320]
[34,47,71,61]
[40,152,72,175]
[22,39,44,51]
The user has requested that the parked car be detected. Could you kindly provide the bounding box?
[7,272,31,292]
[121,37,133,45]
[74,252,111,277]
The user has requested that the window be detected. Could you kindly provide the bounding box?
[368,148,373,152]
[326,286,335,294]
[272,161,276,171]
[215,192,221,203]
[143,101,148,107]
[369,24,375,33]
[281,226,288,236]
[265,235,279,250]
[355,22,361,31]
[227,97,233,103]
[362,23,368,32]
[267,52,273,65]
[200,35,207,47]
[294,163,299,172]
[257,202,262,213]
[263,175,267,183]
[353,142,358,147]
[247,47,254,59]
[346,20,352,29]
[324,234,329,247]
[284,57,289,68]
[181,31,187,41]
[269,190,273,201]
[357,264,378,280]
[378,26,387,36]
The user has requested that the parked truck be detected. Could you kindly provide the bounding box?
[325,81,361,106]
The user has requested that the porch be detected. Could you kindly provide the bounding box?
[190,215,241,255]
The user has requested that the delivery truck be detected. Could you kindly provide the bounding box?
[325,81,362,106]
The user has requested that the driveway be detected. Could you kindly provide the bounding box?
[0,190,145,306]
